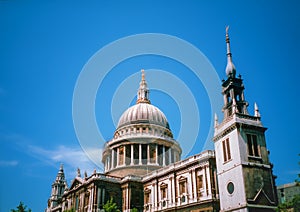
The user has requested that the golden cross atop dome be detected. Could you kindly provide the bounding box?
[141,69,145,81]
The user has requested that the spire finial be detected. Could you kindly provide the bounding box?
[59,163,64,172]
[141,69,145,81]
[77,168,81,177]
[225,26,236,78]
[254,102,261,117]
[226,25,230,40]
[136,69,151,104]
[214,113,219,128]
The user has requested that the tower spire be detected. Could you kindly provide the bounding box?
[221,27,248,119]
[136,69,151,104]
[225,26,236,78]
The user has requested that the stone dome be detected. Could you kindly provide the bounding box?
[117,103,170,129]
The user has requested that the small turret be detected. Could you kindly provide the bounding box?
[214,113,219,128]
[47,164,68,210]
[254,102,261,117]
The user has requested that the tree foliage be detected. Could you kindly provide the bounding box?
[63,208,75,212]
[296,154,300,186]
[277,194,300,211]
[11,202,31,212]
[103,197,120,212]
[277,154,300,211]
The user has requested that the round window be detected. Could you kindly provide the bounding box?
[227,182,234,194]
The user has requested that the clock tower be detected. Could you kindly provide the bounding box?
[213,27,278,211]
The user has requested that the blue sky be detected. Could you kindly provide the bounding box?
[1,0,300,211]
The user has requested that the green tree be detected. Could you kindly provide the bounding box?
[296,154,300,186]
[11,202,31,212]
[103,197,120,212]
[131,208,138,212]
[63,208,75,212]
[292,194,300,211]
[277,194,300,212]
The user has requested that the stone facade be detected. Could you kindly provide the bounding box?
[46,29,278,212]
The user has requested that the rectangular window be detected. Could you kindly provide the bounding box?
[247,134,260,157]
[196,175,203,190]
[145,190,151,204]
[158,145,163,166]
[142,144,147,164]
[75,196,79,210]
[171,148,174,163]
[84,192,89,208]
[196,175,203,198]
[226,138,231,160]
[97,187,105,208]
[222,138,231,162]
[113,148,117,168]
[165,147,170,165]
[118,146,124,166]
[179,181,186,194]
[133,144,139,164]
[125,145,131,165]
[149,144,156,163]
[222,140,227,162]
[161,187,167,199]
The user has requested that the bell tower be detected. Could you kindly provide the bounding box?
[213,27,277,212]
[47,164,68,210]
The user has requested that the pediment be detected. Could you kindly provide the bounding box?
[248,188,275,206]
[69,177,83,190]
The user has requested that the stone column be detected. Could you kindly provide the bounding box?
[123,145,126,166]
[223,93,227,105]
[130,145,134,165]
[89,187,94,211]
[154,182,158,211]
[168,177,172,207]
[111,149,115,169]
[188,171,193,203]
[155,144,158,165]
[169,148,172,165]
[192,169,197,201]
[206,165,212,196]
[171,176,176,205]
[117,147,120,167]
[163,146,166,166]
[241,92,245,101]
[139,144,142,165]
[203,165,208,197]
[147,144,150,164]
[152,184,155,211]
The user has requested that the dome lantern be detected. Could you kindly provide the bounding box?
[136,69,150,104]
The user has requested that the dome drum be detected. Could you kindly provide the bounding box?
[102,142,181,177]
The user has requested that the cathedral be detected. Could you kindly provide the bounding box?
[46,29,278,212]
